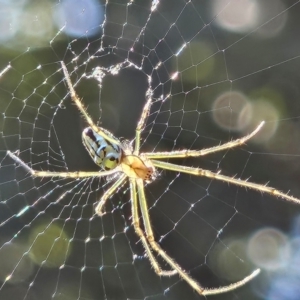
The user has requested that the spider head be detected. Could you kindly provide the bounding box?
[82,127,122,170]
[121,154,156,182]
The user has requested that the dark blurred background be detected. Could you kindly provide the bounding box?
[1,0,300,299]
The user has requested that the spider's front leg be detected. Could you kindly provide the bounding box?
[130,178,177,276]
[134,179,260,295]
[151,159,300,206]
[144,121,265,159]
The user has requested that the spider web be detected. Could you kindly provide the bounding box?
[1,0,300,299]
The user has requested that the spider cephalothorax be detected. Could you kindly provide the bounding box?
[7,61,300,296]
[121,154,156,182]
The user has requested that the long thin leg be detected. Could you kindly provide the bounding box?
[144,121,264,159]
[129,178,177,276]
[60,61,120,146]
[7,151,120,178]
[135,179,260,295]
[95,174,127,216]
[152,159,300,205]
[134,87,153,154]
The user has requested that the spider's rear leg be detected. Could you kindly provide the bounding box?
[7,150,119,178]
[134,88,153,153]
[95,174,127,216]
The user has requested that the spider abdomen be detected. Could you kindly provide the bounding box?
[82,127,122,170]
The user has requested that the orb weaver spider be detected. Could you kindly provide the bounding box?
[7,61,300,296]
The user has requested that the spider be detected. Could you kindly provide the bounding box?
[7,61,300,296]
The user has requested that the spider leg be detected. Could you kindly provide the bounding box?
[134,87,153,154]
[145,121,264,159]
[135,179,259,295]
[129,178,177,276]
[152,160,300,206]
[95,174,127,216]
[60,61,120,146]
[7,151,120,178]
